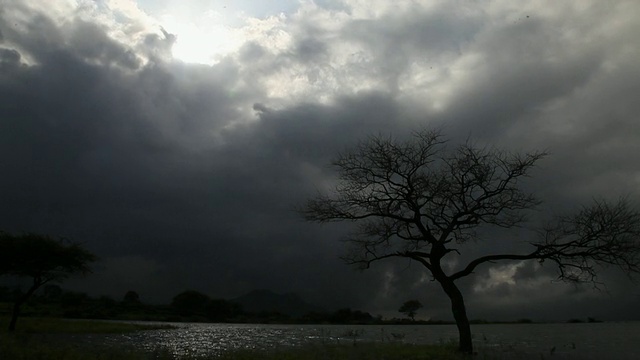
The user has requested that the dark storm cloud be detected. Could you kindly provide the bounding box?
[68,20,142,69]
[1,0,639,320]
[0,5,249,297]
[292,37,328,63]
[435,21,603,140]
[343,2,481,56]
[0,47,21,69]
[0,4,403,306]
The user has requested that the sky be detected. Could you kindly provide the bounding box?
[1,0,639,321]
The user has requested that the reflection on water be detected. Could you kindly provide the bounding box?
[96,322,640,359]
[120,324,331,357]
[98,323,459,357]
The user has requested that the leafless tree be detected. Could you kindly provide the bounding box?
[301,128,640,354]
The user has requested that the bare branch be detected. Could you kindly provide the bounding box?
[533,198,640,284]
[301,128,548,275]
[431,144,547,243]
[300,126,639,355]
[449,199,640,283]
[300,126,640,355]
[450,251,540,281]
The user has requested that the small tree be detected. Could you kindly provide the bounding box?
[0,232,96,331]
[302,128,640,354]
[171,290,211,317]
[399,300,423,321]
[123,290,141,305]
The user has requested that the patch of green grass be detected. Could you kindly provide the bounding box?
[0,334,469,360]
[0,317,176,360]
[0,316,174,334]
[218,342,467,360]
[0,334,176,360]
[1,317,471,359]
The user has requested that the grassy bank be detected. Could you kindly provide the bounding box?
[1,337,466,360]
[0,335,176,360]
[0,316,175,334]
[218,343,466,360]
[0,317,468,359]
[0,317,175,359]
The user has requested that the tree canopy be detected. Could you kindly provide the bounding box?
[399,300,423,321]
[0,231,96,331]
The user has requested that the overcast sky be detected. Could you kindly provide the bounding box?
[1,0,639,321]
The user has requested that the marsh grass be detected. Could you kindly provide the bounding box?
[218,342,466,360]
[0,317,177,359]
[0,316,175,334]
[0,317,173,360]
[0,317,471,359]
[0,335,467,360]
[0,334,178,360]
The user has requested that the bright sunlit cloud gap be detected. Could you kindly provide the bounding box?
[159,12,242,64]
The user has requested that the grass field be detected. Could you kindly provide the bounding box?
[217,343,466,360]
[0,317,176,359]
[1,336,467,360]
[1,316,175,334]
[0,317,471,359]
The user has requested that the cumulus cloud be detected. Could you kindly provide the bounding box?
[0,0,639,320]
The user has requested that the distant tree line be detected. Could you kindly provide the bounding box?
[0,286,242,323]
[0,285,385,325]
[0,231,386,327]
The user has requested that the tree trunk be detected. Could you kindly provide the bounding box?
[440,279,473,354]
[8,298,23,332]
[8,281,41,332]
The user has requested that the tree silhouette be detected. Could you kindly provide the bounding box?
[170,290,242,321]
[171,290,211,317]
[301,128,640,354]
[0,232,96,331]
[399,300,423,321]
[123,290,141,305]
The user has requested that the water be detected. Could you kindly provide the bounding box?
[97,321,640,359]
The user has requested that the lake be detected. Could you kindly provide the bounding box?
[96,321,640,359]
